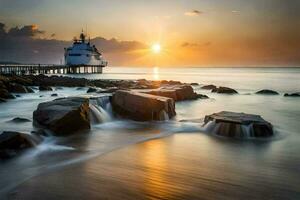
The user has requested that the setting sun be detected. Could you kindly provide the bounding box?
[151,43,161,54]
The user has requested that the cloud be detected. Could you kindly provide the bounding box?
[7,24,45,37]
[184,10,203,16]
[181,42,211,48]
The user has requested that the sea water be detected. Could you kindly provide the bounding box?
[0,67,299,197]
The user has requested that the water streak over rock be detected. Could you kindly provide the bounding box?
[204,111,273,138]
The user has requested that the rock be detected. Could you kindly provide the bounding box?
[39,95,44,98]
[142,85,198,101]
[55,87,63,90]
[190,83,199,86]
[9,117,31,123]
[7,83,34,93]
[15,94,21,97]
[76,87,85,90]
[0,131,41,158]
[96,87,119,94]
[212,87,238,94]
[87,87,98,93]
[51,93,58,97]
[0,98,6,103]
[33,97,90,135]
[0,88,15,99]
[284,93,300,97]
[201,84,217,90]
[256,89,279,95]
[39,86,53,91]
[112,90,176,121]
[204,111,273,138]
[196,93,209,99]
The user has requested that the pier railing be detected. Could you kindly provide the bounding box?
[0,64,106,75]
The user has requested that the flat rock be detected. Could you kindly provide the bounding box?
[212,87,238,94]
[112,90,176,121]
[142,84,198,101]
[284,93,300,97]
[33,97,90,135]
[256,89,279,95]
[204,111,273,138]
[0,131,41,158]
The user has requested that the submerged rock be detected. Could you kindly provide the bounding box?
[9,117,31,123]
[201,84,217,90]
[39,86,53,91]
[51,93,58,97]
[212,87,238,94]
[204,111,273,138]
[256,89,279,95]
[112,90,176,121]
[0,131,41,158]
[196,93,209,99]
[33,97,90,135]
[284,93,300,97]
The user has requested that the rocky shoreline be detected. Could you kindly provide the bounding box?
[0,74,298,158]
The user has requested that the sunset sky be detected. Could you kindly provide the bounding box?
[0,0,299,67]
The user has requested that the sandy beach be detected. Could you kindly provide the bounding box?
[8,133,300,200]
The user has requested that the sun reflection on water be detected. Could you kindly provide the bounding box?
[153,67,159,80]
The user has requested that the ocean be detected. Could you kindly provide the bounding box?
[0,67,299,199]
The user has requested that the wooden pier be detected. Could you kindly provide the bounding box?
[0,64,106,75]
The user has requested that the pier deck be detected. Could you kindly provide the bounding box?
[0,64,106,75]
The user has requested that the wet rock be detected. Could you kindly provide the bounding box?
[9,117,31,123]
[190,83,199,86]
[212,87,238,94]
[143,85,198,101]
[7,83,34,93]
[284,93,300,97]
[87,87,98,93]
[55,87,63,90]
[201,84,217,90]
[15,94,21,97]
[51,93,58,97]
[204,111,273,138]
[96,87,119,94]
[0,131,41,158]
[39,86,53,91]
[0,98,6,103]
[196,93,209,99]
[33,97,90,135]
[0,88,15,99]
[112,90,176,121]
[256,89,279,95]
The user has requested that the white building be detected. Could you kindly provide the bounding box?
[64,32,107,67]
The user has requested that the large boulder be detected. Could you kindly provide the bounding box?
[0,131,41,158]
[256,89,279,95]
[212,87,238,94]
[112,90,176,121]
[204,111,273,138]
[33,97,90,135]
[142,84,198,101]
